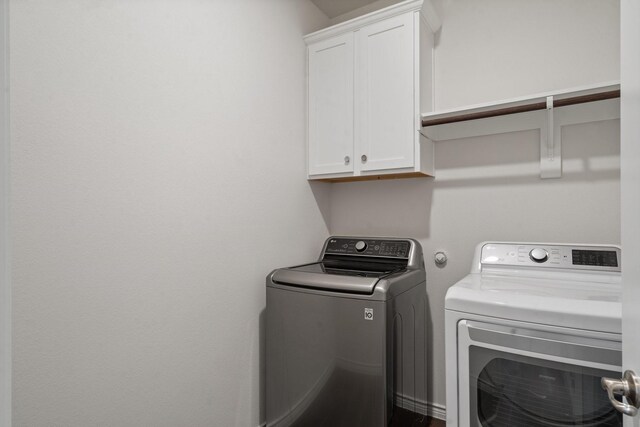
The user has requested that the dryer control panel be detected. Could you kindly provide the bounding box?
[480,243,621,272]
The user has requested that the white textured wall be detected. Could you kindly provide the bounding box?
[10,1,329,426]
[433,0,620,110]
[329,0,620,411]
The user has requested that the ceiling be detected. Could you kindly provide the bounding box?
[310,0,382,19]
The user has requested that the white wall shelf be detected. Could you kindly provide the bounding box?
[421,81,621,178]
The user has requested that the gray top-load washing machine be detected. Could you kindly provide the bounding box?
[266,236,427,427]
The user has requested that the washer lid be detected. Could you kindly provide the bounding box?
[445,273,622,333]
[270,266,382,294]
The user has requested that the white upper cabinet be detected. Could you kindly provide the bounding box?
[304,0,440,182]
[357,12,415,172]
[308,33,354,176]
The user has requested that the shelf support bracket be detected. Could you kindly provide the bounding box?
[540,95,562,178]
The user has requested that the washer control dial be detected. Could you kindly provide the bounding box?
[355,241,367,252]
[529,248,549,263]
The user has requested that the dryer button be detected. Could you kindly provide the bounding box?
[529,248,549,263]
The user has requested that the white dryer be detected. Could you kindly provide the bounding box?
[445,242,622,427]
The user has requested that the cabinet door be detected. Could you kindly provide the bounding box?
[308,33,354,176]
[357,12,415,172]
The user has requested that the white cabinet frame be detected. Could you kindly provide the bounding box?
[305,0,440,182]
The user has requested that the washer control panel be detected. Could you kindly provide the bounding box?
[324,238,410,258]
[480,243,621,271]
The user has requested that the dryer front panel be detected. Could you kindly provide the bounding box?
[457,319,622,427]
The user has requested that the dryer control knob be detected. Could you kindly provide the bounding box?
[529,248,549,263]
[355,241,367,252]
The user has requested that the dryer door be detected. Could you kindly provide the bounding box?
[458,320,623,427]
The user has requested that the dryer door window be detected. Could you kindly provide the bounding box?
[457,320,623,427]
[471,348,621,426]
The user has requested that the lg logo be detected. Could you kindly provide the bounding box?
[364,308,373,320]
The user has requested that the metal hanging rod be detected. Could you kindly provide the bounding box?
[421,89,620,128]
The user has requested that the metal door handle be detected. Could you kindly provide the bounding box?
[602,370,640,416]
[361,154,367,163]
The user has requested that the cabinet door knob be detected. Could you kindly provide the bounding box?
[361,154,367,163]
[344,156,350,165]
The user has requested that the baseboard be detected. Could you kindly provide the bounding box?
[394,393,446,420]
[427,402,447,420]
